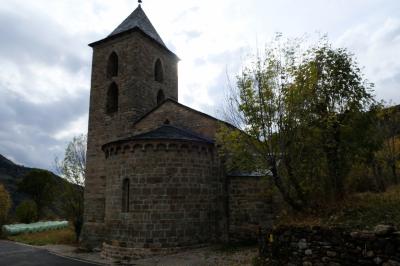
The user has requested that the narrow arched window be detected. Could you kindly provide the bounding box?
[154,59,164,82]
[122,178,130,213]
[157,89,165,104]
[106,82,118,114]
[107,52,118,78]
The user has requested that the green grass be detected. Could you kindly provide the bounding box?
[278,185,400,230]
[329,185,400,229]
[7,226,76,246]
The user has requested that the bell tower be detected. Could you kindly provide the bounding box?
[89,4,178,128]
[82,3,179,248]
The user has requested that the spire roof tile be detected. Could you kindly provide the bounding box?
[109,5,166,48]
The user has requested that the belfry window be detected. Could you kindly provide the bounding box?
[157,89,165,104]
[107,52,118,78]
[122,178,130,213]
[106,82,119,114]
[154,59,164,82]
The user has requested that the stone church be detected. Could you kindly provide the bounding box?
[82,3,277,259]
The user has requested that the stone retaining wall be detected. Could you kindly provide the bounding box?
[259,225,400,265]
[228,176,279,241]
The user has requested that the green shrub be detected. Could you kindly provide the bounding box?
[0,184,11,227]
[16,200,38,224]
[18,169,56,219]
[346,163,377,193]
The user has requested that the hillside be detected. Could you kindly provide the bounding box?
[0,154,64,213]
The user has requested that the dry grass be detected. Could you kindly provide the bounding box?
[8,226,76,246]
[277,185,400,230]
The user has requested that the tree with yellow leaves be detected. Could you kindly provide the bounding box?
[0,184,12,228]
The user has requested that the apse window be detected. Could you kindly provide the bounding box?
[154,59,164,82]
[106,82,119,114]
[122,178,130,213]
[107,52,118,78]
[157,89,165,104]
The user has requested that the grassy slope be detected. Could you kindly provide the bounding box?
[7,226,76,246]
[278,185,400,230]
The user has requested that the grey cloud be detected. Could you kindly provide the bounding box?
[0,9,91,74]
[0,5,96,170]
[374,22,400,43]
[337,18,400,104]
[0,85,89,170]
[194,48,246,120]
[376,71,400,104]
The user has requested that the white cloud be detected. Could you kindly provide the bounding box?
[0,62,89,104]
[0,0,399,169]
[53,114,88,141]
[336,17,400,103]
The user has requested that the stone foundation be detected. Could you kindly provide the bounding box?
[101,242,206,261]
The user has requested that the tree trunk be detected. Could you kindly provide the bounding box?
[270,159,304,211]
[373,160,386,192]
[323,119,346,200]
[391,162,398,184]
[326,150,344,199]
[284,156,307,205]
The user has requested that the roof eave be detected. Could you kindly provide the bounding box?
[102,137,213,152]
[88,27,180,60]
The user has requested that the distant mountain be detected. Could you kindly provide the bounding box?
[0,154,32,209]
[0,154,31,177]
[0,154,64,214]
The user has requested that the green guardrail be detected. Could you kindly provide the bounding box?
[2,221,69,236]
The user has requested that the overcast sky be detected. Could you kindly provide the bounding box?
[0,0,399,170]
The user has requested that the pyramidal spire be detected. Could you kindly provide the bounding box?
[108,5,166,47]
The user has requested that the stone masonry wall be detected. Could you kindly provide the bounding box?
[101,139,226,259]
[259,225,400,266]
[228,176,278,241]
[132,100,224,140]
[82,30,178,249]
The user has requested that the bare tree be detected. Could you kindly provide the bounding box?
[55,134,86,241]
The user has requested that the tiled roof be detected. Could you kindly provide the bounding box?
[109,5,166,48]
[130,125,213,143]
[103,125,214,149]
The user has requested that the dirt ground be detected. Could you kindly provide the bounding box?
[42,244,258,266]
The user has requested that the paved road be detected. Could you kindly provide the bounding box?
[0,240,98,266]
